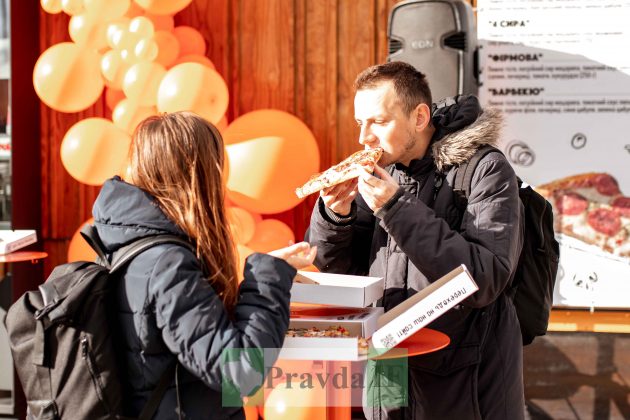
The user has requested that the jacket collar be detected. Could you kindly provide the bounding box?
[430,95,503,172]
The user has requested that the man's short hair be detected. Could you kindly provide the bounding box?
[353,61,432,115]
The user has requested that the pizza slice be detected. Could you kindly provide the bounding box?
[536,173,630,257]
[295,147,384,198]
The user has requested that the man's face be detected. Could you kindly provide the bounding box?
[354,81,420,167]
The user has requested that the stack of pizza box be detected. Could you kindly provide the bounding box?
[280,266,478,360]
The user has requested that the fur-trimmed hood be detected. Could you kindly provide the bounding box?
[430,95,503,172]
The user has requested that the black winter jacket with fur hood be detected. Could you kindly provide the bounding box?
[306,95,525,419]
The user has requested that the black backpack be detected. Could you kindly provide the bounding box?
[3,225,192,419]
[451,145,560,345]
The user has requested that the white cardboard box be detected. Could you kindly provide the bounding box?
[291,271,384,308]
[279,307,384,361]
[280,265,479,359]
[553,234,630,309]
[0,230,37,255]
[371,264,478,350]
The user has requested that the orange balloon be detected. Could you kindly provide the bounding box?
[33,42,104,113]
[101,49,131,90]
[62,0,85,15]
[61,118,131,185]
[69,14,109,50]
[128,16,155,40]
[83,0,130,21]
[215,115,228,133]
[41,0,63,14]
[246,219,295,253]
[106,18,131,49]
[227,206,257,245]
[123,61,166,106]
[172,26,206,56]
[67,218,97,262]
[171,54,215,70]
[157,63,228,124]
[125,1,144,17]
[223,110,320,214]
[236,244,255,283]
[153,31,180,68]
[105,87,126,111]
[112,99,157,134]
[263,381,326,420]
[144,13,174,32]
[133,39,159,62]
[133,0,192,16]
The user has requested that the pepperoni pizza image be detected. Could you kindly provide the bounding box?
[537,173,630,257]
[295,147,384,198]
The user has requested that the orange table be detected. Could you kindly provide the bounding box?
[0,251,48,264]
[0,252,47,285]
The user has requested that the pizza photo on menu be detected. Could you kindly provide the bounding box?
[536,172,630,257]
[295,147,384,198]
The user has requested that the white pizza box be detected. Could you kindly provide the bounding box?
[279,307,383,361]
[0,230,37,255]
[290,271,384,308]
[371,264,478,351]
[553,234,630,309]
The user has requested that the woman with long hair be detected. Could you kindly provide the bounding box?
[92,111,315,419]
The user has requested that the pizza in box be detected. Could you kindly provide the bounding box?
[536,172,630,257]
[286,325,370,355]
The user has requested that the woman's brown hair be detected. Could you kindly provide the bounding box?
[129,112,239,312]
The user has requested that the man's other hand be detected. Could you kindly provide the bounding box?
[358,165,399,212]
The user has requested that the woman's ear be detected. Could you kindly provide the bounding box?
[414,103,432,132]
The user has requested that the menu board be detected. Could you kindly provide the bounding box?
[478,0,630,308]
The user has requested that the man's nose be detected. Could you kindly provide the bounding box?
[359,126,376,146]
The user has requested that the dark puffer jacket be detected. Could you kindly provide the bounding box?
[306,96,525,419]
[93,177,295,420]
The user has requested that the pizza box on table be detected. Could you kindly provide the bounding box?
[280,265,479,360]
[291,271,384,308]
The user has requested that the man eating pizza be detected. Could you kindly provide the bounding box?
[305,61,525,419]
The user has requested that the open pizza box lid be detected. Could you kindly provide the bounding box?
[291,271,384,308]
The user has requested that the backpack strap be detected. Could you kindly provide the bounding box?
[109,235,194,273]
[453,145,502,211]
[137,360,178,420]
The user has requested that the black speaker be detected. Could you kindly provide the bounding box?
[388,0,479,102]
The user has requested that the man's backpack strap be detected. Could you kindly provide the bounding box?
[453,145,502,210]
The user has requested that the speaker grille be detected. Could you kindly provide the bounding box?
[444,32,467,51]
[389,38,403,55]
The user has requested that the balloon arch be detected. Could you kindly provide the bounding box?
[36,0,321,278]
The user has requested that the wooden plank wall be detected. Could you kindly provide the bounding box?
[38,0,475,274]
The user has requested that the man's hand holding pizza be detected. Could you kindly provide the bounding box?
[320,178,359,216]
